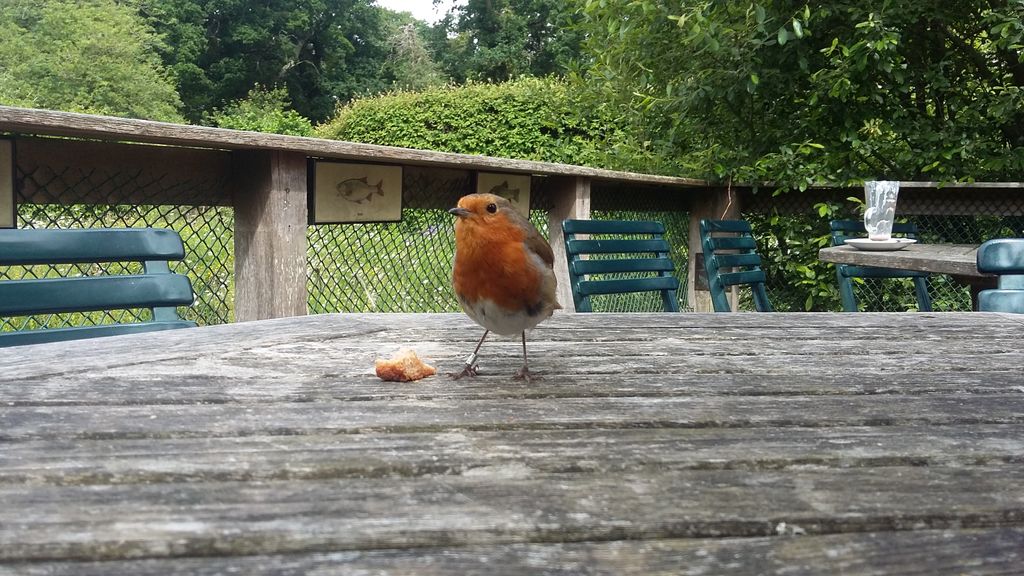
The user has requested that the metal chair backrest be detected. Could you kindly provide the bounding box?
[977,238,1024,313]
[699,219,772,312]
[829,220,932,312]
[562,219,680,312]
[0,227,197,346]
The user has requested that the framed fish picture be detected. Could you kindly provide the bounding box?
[311,160,403,224]
[475,172,531,218]
[0,139,13,229]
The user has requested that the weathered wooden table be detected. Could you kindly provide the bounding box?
[818,243,985,277]
[819,243,996,308]
[2,312,1023,575]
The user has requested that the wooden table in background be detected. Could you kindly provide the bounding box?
[2,312,1023,575]
[819,243,996,308]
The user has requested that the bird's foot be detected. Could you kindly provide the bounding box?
[449,350,482,380]
[449,363,479,380]
[513,366,539,383]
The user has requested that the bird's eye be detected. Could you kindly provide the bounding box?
[486,203,497,214]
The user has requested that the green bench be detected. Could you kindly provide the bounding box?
[562,219,680,312]
[0,227,196,347]
[699,219,773,312]
[977,238,1024,313]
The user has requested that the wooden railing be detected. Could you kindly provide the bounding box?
[2,106,1022,316]
[0,106,715,316]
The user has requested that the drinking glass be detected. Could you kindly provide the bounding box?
[864,180,900,241]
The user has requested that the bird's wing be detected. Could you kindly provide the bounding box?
[524,225,555,269]
[504,205,555,269]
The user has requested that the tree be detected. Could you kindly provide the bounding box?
[0,0,183,121]
[430,0,583,82]
[578,1,1024,184]
[139,0,394,124]
[209,85,313,136]
[383,20,445,92]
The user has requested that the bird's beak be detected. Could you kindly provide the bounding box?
[448,207,471,218]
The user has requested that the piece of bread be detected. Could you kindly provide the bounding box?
[375,349,437,382]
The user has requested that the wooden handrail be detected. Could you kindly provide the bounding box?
[0,105,705,187]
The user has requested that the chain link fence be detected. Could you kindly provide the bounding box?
[307,170,555,313]
[5,143,1024,332]
[306,178,693,315]
[2,155,234,332]
[743,187,1024,312]
[586,185,691,312]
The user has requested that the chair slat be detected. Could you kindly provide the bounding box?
[999,275,1024,290]
[0,275,195,316]
[0,321,196,347]
[562,220,666,235]
[978,290,1024,313]
[977,238,1024,274]
[566,238,671,256]
[708,236,758,251]
[719,269,767,287]
[712,253,762,268]
[702,220,753,234]
[0,317,197,344]
[831,220,920,244]
[571,257,675,275]
[578,276,679,297]
[0,228,186,265]
[840,266,929,279]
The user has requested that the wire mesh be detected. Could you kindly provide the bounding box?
[1,160,234,333]
[306,171,555,314]
[308,212,460,313]
[743,188,1024,312]
[588,186,691,312]
[5,142,1024,325]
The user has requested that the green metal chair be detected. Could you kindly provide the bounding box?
[0,227,197,347]
[699,219,772,312]
[830,220,932,312]
[977,238,1024,313]
[562,219,680,312]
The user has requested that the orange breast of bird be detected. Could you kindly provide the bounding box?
[452,216,544,312]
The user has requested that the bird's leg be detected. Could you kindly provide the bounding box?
[513,331,538,382]
[450,330,489,380]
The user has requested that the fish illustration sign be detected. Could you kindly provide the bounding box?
[475,172,531,217]
[311,161,403,223]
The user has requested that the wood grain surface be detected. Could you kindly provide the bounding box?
[818,243,987,277]
[1,312,1022,575]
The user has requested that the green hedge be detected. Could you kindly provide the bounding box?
[316,77,616,167]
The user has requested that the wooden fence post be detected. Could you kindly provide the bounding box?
[547,176,591,313]
[689,183,741,312]
[232,150,309,321]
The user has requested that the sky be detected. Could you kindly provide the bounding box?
[374,0,463,24]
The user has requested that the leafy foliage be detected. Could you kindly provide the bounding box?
[0,0,183,121]
[316,76,617,165]
[209,86,314,136]
[576,0,1024,311]
[429,0,584,83]
[578,0,1024,185]
[139,0,394,124]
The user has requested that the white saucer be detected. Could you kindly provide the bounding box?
[844,238,917,251]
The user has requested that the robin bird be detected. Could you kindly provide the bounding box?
[448,193,560,381]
